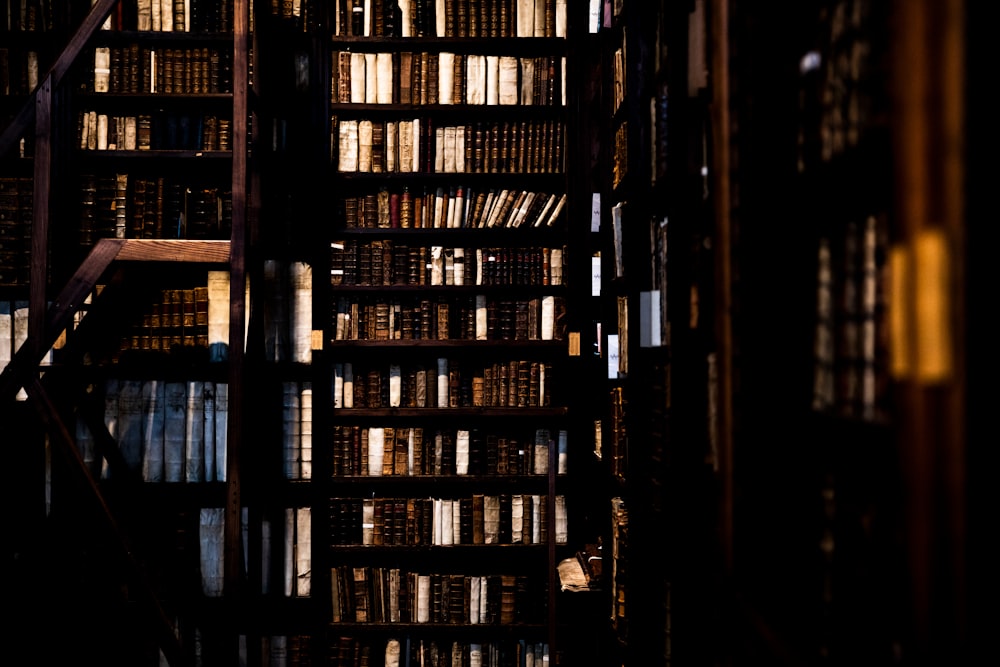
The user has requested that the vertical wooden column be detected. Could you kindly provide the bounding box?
[29,77,52,358]
[225,0,250,599]
[889,0,967,658]
[708,0,733,574]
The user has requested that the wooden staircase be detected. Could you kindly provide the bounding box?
[2,1,250,664]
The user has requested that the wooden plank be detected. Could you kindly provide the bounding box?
[224,0,250,601]
[114,239,231,263]
[30,77,53,358]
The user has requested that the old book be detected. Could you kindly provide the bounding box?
[416,574,431,623]
[484,55,499,105]
[94,47,111,93]
[199,507,225,596]
[358,119,374,172]
[283,381,301,479]
[184,381,205,482]
[206,270,230,361]
[290,261,312,364]
[498,56,518,105]
[163,381,186,482]
[368,427,385,476]
[483,495,500,544]
[337,119,359,172]
[202,381,217,482]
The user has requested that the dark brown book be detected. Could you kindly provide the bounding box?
[427,54,439,105]
[352,567,371,622]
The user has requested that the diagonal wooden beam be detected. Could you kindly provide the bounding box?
[25,376,190,667]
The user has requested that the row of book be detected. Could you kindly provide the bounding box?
[333,117,564,175]
[262,260,314,365]
[330,243,566,287]
[810,215,889,422]
[330,358,555,409]
[98,0,234,34]
[77,110,232,151]
[329,0,567,39]
[89,44,233,95]
[331,567,545,626]
[329,637,549,667]
[328,493,568,546]
[0,177,31,287]
[332,51,565,107]
[342,186,567,230]
[1,0,60,32]
[83,378,229,483]
[330,425,568,478]
[0,46,39,96]
[282,380,313,480]
[255,635,313,667]
[331,295,568,342]
[1,301,58,401]
[121,284,214,356]
[78,172,233,245]
[332,425,567,477]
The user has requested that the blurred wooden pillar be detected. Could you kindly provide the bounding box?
[889,0,967,659]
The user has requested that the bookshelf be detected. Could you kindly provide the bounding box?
[3,1,978,665]
[294,1,581,665]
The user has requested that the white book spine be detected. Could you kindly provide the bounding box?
[433,498,443,544]
[291,261,313,364]
[215,383,228,481]
[343,362,354,408]
[207,270,230,362]
[456,429,469,475]
[437,357,449,408]
[141,380,166,482]
[389,364,402,407]
[417,574,431,623]
[284,508,295,596]
[283,381,301,479]
[333,363,344,409]
[164,381,186,482]
[184,381,205,482]
[199,507,225,596]
[203,381,216,482]
[296,507,311,597]
[364,52,378,104]
[469,575,481,624]
[368,427,385,476]
[434,0,446,36]
[117,380,144,473]
[376,52,394,104]
[485,55,500,105]
[261,518,273,594]
[438,52,455,105]
[300,383,312,480]
[441,499,453,545]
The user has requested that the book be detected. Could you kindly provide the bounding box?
[163,381,186,482]
[141,379,166,482]
[207,270,230,361]
[184,380,205,482]
[199,507,225,596]
[290,261,312,364]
